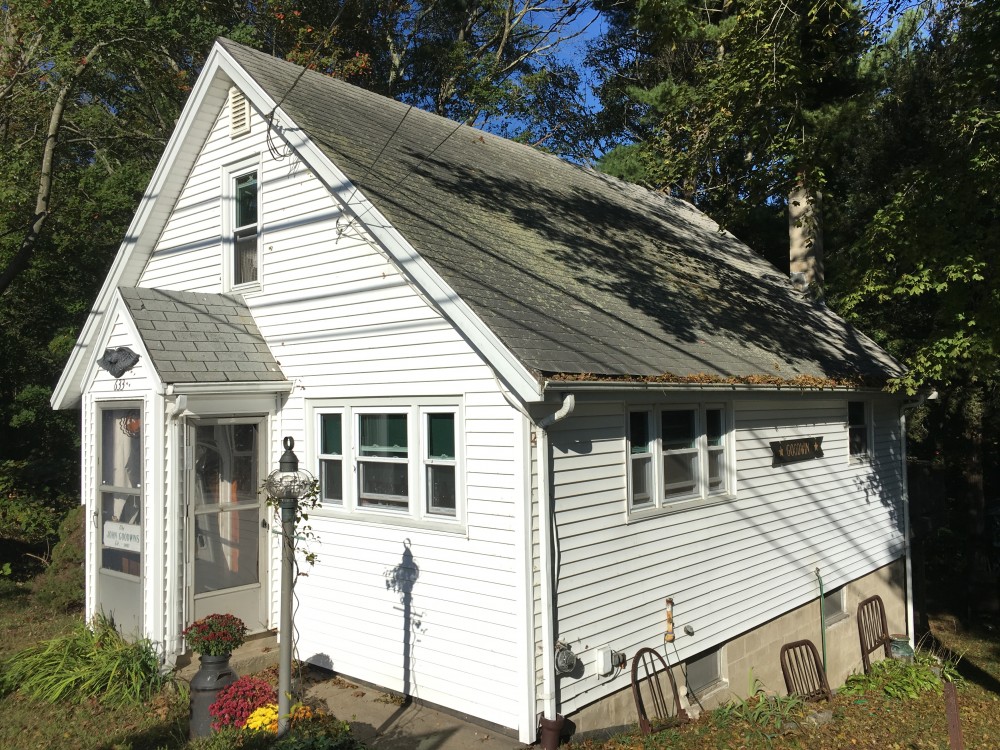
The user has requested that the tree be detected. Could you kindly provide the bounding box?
[0,1,222,511]
[590,0,868,271]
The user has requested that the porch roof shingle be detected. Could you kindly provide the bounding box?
[119,287,285,383]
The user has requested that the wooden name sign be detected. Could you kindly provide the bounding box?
[770,437,824,467]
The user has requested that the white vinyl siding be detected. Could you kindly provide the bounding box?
[535,395,904,718]
[136,100,524,730]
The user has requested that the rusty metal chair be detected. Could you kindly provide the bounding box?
[857,594,891,674]
[630,647,690,735]
[779,639,833,702]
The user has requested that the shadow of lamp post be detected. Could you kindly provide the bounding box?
[264,436,314,736]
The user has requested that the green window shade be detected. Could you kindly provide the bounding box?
[321,414,342,455]
[630,411,651,454]
[427,413,455,459]
[662,410,696,450]
[360,414,408,457]
[235,172,257,228]
[706,408,723,447]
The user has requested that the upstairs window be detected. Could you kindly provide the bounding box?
[848,401,870,461]
[627,403,731,515]
[233,171,259,286]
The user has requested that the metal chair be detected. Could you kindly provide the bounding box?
[779,639,833,702]
[857,594,891,674]
[630,647,690,735]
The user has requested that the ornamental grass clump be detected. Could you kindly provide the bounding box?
[209,674,277,730]
[0,613,163,707]
[183,613,248,656]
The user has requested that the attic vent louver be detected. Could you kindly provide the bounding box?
[229,87,250,138]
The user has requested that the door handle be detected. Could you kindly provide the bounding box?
[261,518,269,530]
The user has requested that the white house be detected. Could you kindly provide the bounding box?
[52,38,914,743]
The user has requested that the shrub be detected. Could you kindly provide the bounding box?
[273,714,366,750]
[209,675,277,730]
[841,649,962,699]
[33,505,85,611]
[0,613,163,706]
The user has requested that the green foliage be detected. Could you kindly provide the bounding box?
[593,0,866,235]
[827,0,1000,391]
[187,715,366,750]
[713,673,805,743]
[841,649,962,700]
[0,613,164,707]
[33,506,85,612]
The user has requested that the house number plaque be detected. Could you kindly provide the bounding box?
[770,437,824,467]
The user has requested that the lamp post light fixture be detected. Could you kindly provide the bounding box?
[264,436,314,737]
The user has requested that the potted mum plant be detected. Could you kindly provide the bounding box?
[183,613,248,738]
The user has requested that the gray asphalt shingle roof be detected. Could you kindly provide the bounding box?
[120,287,285,383]
[220,39,903,384]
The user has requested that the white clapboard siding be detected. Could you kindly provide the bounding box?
[84,309,160,638]
[535,394,904,716]
[136,96,524,729]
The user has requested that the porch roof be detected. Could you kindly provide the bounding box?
[119,287,285,384]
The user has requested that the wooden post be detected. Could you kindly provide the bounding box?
[944,680,964,750]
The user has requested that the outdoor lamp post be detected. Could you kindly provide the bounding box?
[264,436,314,736]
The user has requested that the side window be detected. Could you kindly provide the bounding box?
[628,411,654,510]
[424,412,457,516]
[848,401,869,460]
[357,413,409,510]
[661,409,699,501]
[233,170,259,286]
[318,413,343,505]
[626,403,731,516]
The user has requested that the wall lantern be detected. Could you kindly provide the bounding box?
[264,436,314,736]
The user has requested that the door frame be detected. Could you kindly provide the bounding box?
[184,415,269,633]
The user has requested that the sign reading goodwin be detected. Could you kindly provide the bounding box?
[770,436,824,467]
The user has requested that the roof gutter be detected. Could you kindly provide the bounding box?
[165,381,293,396]
[533,394,575,735]
[542,379,890,394]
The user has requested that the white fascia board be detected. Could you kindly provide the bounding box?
[52,46,236,411]
[211,47,544,406]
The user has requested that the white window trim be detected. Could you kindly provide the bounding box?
[306,399,465,531]
[221,157,263,294]
[847,399,873,464]
[627,402,734,519]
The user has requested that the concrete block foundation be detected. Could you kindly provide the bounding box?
[566,559,907,737]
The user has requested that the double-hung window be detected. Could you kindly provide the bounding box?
[318,413,343,505]
[311,403,462,526]
[627,403,731,515]
[358,412,409,510]
[233,170,259,286]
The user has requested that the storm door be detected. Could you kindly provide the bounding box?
[97,404,144,637]
[188,418,266,630]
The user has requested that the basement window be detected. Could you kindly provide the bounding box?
[686,647,724,697]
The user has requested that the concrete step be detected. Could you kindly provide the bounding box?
[174,630,280,682]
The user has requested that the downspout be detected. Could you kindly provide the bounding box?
[535,393,575,745]
[900,392,934,641]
